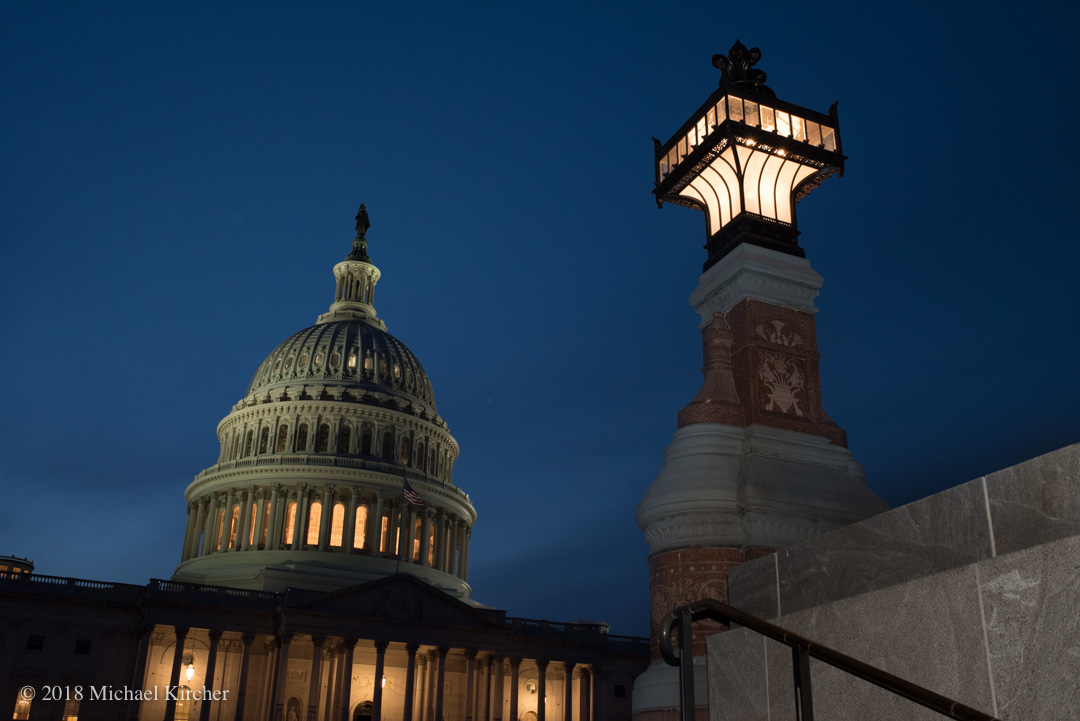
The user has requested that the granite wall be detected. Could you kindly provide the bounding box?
[706,442,1080,721]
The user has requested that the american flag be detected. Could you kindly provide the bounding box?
[403,477,425,507]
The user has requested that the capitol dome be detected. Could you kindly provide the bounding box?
[172,206,477,599]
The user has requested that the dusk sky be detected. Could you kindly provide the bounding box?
[2,2,1078,637]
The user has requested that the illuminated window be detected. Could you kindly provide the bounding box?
[354,506,367,549]
[393,363,401,379]
[314,351,324,367]
[273,357,282,373]
[428,522,435,565]
[249,503,257,546]
[381,431,394,461]
[338,425,352,454]
[380,515,388,553]
[216,509,225,550]
[330,503,344,547]
[347,352,357,369]
[258,427,269,454]
[379,359,387,376]
[296,423,309,452]
[299,351,309,367]
[62,697,80,720]
[316,424,330,453]
[362,426,373,455]
[413,518,422,561]
[228,506,239,549]
[363,354,373,372]
[306,502,322,546]
[399,436,411,466]
[284,502,296,545]
[276,424,288,453]
[261,502,270,547]
[13,694,30,720]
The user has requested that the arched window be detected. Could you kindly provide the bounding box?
[296,423,309,452]
[258,426,270,454]
[399,435,411,466]
[381,430,394,461]
[380,513,389,554]
[354,506,367,549]
[428,521,436,565]
[316,423,330,453]
[243,429,254,456]
[233,432,243,461]
[330,503,345,547]
[13,691,31,719]
[338,425,352,454]
[306,502,322,546]
[228,506,239,549]
[283,501,297,545]
[174,687,191,721]
[248,502,257,546]
[276,424,288,452]
[362,426,373,455]
[62,697,80,721]
[413,517,422,561]
[417,440,426,471]
[216,509,225,550]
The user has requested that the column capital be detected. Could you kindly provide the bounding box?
[405,642,420,656]
[174,626,190,638]
[561,661,574,673]
[374,639,389,652]
[535,659,549,671]
[241,632,256,646]
[436,646,449,659]
[324,483,335,494]
[311,634,327,648]
[341,637,358,650]
[278,632,294,645]
[208,629,224,643]
[506,656,522,670]
[464,648,478,660]
[255,488,266,501]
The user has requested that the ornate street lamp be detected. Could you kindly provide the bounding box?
[653,40,846,270]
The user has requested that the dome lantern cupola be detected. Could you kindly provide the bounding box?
[317,203,385,329]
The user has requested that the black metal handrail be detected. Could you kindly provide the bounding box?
[660,598,999,721]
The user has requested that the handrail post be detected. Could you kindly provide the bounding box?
[791,645,814,721]
[679,609,696,721]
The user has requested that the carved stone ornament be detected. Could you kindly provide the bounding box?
[758,352,805,416]
[756,319,803,347]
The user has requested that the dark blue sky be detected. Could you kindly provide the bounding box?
[2,2,1078,636]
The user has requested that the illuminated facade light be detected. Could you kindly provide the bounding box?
[653,40,846,270]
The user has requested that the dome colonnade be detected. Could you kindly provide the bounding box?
[173,207,477,598]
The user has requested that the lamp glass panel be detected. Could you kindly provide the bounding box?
[696,117,707,144]
[807,121,821,147]
[792,116,806,142]
[728,97,743,123]
[821,126,836,151]
[706,107,716,133]
[776,111,791,137]
[687,125,696,149]
[760,106,775,132]
[744,101,760,127]
[716,98,727,123]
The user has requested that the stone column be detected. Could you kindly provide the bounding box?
[252,488,267,550]
[324,649,341,721]
[463,649,477,721]
[431,512,444,571]
[448,518,459,574]
[590,666,602,721]
[371,493,384,553]
[272,633,294,721]
[218,488,236,551]
[492,656,504,721]
[561,663,573,721]
[318,485,334,551]
[403,643,419,721]
[576,668,590,721]
[197,630,223,721]
[235,486,252,551]
[232,633,255,721]
[189,498,208,559]
[344,487,360,551]
[461,526,471,580]
[507,658,521,721]
[307,635,326,721]
[423,650,436,721]
[339,638,357,721]
[434,647,449,721]
[203,494,220,555]
[268,484,283,550]
[482,655,493,721]
[293,484,309,550]
[536,660,548,721]
[257,639,278,721]
[415,651,429,721]
[181,503,195,561]
[419,509,431,566]
[373,640,388,721]
[126,624,153,721]
[163,626,189,721]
